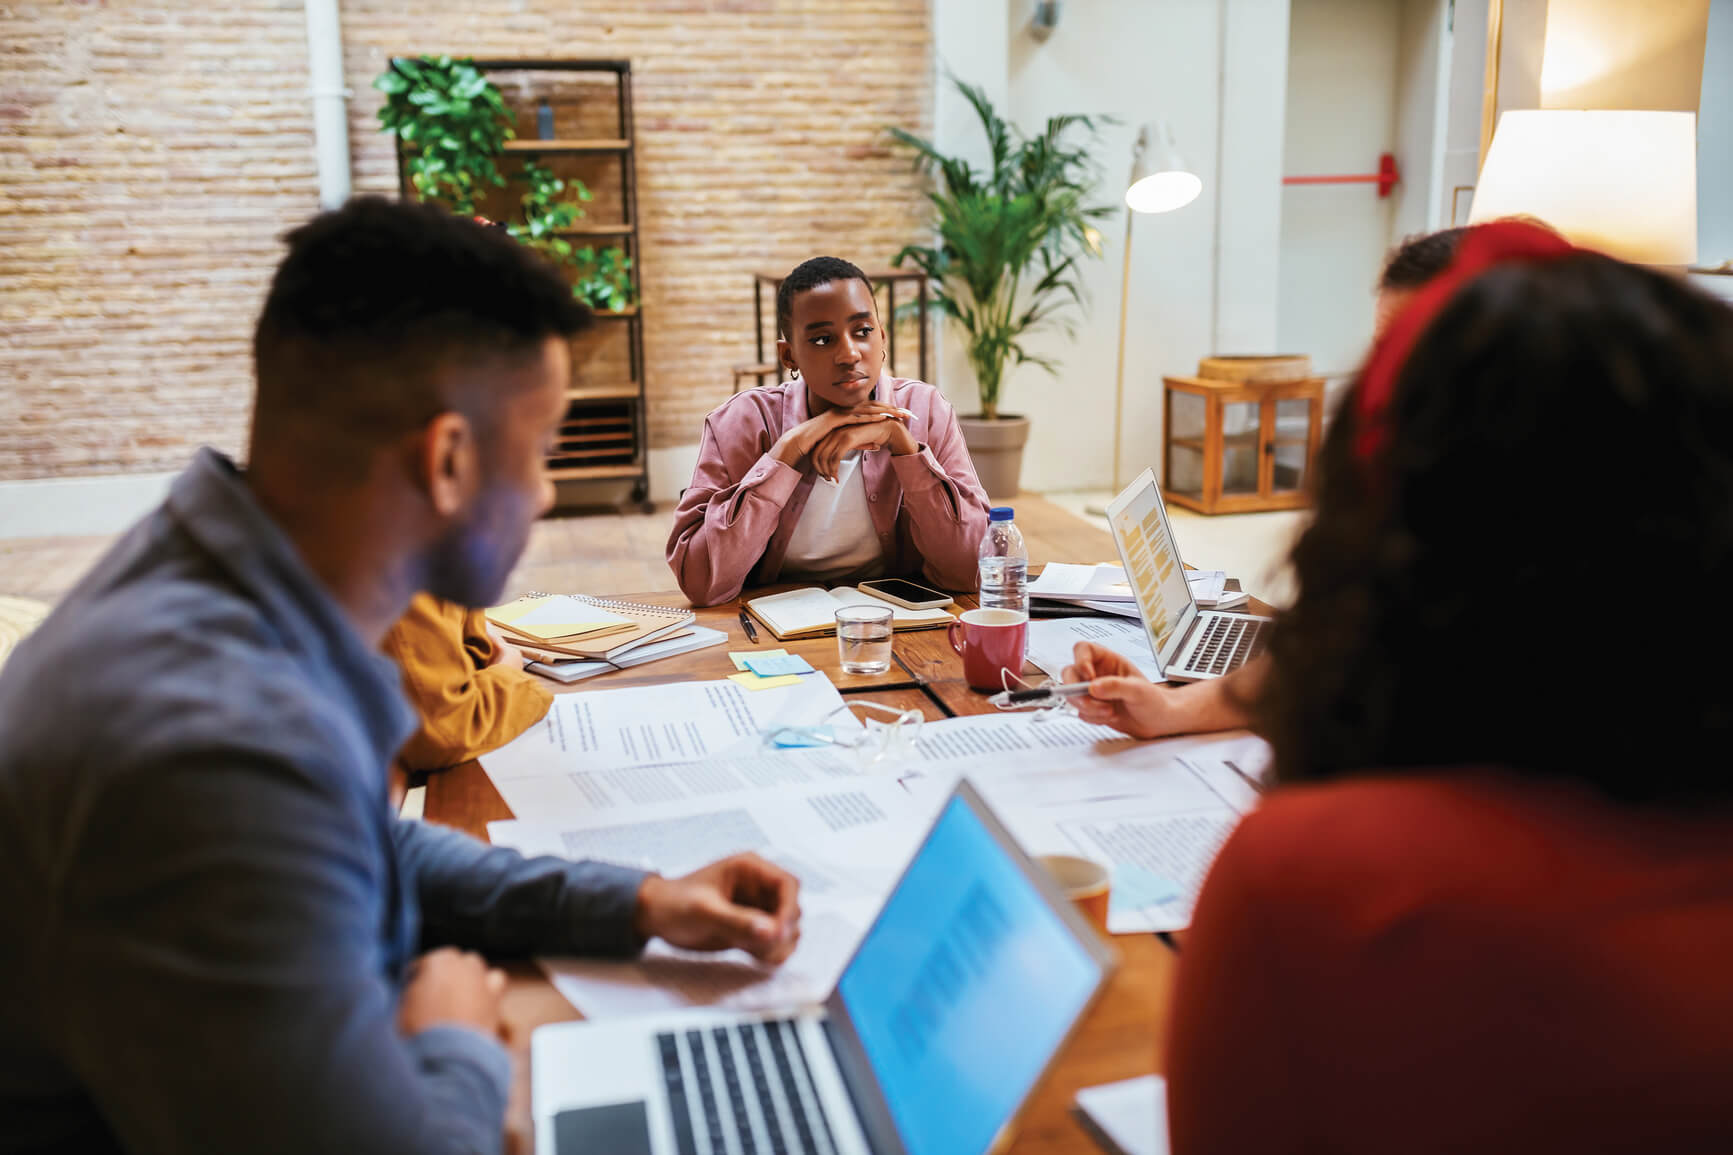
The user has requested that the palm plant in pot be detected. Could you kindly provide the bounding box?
[891,80,1112,497]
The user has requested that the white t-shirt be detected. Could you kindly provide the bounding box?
[781,451,886,583]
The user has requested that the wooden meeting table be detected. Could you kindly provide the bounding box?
[421,584,1242,1154]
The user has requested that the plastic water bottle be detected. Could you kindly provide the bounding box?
[977,506,1029,615]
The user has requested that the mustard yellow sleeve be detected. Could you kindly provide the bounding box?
[382,594,555,773]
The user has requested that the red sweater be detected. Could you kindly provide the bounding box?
[1167,770,1733,1154]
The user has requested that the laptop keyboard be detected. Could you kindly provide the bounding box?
[657,1020,840,1155]
[1184,615,1270,677]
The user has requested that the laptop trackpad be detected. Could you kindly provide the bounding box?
[554,1101,652,1155]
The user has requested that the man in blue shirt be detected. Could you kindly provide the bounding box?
[0,199,801,1153]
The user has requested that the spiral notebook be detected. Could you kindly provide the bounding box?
[488,594,696,662]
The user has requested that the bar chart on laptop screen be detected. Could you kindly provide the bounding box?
[1112,499,1184,654]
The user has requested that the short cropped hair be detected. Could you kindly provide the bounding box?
[250,197,590,468]
[776,256,875,341]
[1379,227,1467,291]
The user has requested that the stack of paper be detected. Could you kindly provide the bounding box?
[525,626,729,684]
[1029,563,1141,618]
[1030,563,1243,616]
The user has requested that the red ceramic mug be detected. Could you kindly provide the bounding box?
[948,607,1029,692]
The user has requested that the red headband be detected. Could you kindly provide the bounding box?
[1354,220,1575,461]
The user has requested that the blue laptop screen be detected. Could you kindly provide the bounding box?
[835,794,1102,1155]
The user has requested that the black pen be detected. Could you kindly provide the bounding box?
[738,609,759,644]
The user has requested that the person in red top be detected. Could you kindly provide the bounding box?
[1165,222,1733,1153]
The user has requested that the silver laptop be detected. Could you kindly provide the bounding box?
[531,780,1117,1155]
[1105,468,1273,682]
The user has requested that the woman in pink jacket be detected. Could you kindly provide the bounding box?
[667,257,992,607]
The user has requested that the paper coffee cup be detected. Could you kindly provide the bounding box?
[1036,854,1111,935]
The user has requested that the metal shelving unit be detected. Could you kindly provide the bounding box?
[392,57,651,508]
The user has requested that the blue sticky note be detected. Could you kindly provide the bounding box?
[1110,864,1181,913]
[743,653,815,677]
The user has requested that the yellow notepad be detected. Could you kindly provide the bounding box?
[489,594,697,661]
[487,595,635,642]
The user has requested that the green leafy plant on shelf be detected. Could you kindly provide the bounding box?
[375,56,515,214]
[573,245,636,313]
[507,159,594,261]
[890,79,1112,420]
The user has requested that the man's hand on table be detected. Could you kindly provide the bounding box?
[633,852,802,964]
[398,946,508,1039]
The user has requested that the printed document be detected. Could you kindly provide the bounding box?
[1026,616,1166,683]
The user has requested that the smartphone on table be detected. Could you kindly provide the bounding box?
[857,577,954,610]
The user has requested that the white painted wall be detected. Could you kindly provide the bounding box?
[996,0,1223,492]
[1700,0,1733,266]
[1214,1,1294,356]
[930,0,1011,413]
[0,473,175,538]
[932,0,1294,493]
[1277,0,1401,377]
[1390,0,1452,239]
[1441,0,1489,225]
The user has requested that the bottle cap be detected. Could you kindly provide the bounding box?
[989,507,1014,522]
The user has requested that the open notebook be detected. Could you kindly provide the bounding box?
[744,585,955,640]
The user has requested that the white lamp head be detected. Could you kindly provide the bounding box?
[1468,109,1697,265]
[1125,122,1201,214]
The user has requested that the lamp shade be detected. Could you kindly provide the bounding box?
[1125,122,1201,214]
[1468,109,1697,265]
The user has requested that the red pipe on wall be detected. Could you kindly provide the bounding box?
[1283,152,1399,198]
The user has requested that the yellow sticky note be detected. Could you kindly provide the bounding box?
[729,648,788,671]
[728,671,802,692]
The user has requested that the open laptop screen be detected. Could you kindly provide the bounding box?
[1106,468,1197,667]
[833,792,1103,1155]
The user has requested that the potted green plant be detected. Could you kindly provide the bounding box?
[891,80,1111,497]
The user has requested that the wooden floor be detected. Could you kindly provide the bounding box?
[0,493,1116,608]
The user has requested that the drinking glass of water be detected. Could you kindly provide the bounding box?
[835,604,894,675]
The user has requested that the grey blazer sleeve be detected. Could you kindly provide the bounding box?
[54,749,511,1155]
[394,818,650,959]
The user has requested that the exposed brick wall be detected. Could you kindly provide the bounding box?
[0,1,933,482]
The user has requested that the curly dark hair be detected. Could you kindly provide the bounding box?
[1258,251,1733,803]
[776,256,875,340]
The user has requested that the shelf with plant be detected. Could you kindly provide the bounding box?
[375,57,638,315]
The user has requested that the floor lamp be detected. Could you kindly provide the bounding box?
[1088,122,1202,516]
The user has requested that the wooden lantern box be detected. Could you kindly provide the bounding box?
[1162,355,1324,514]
